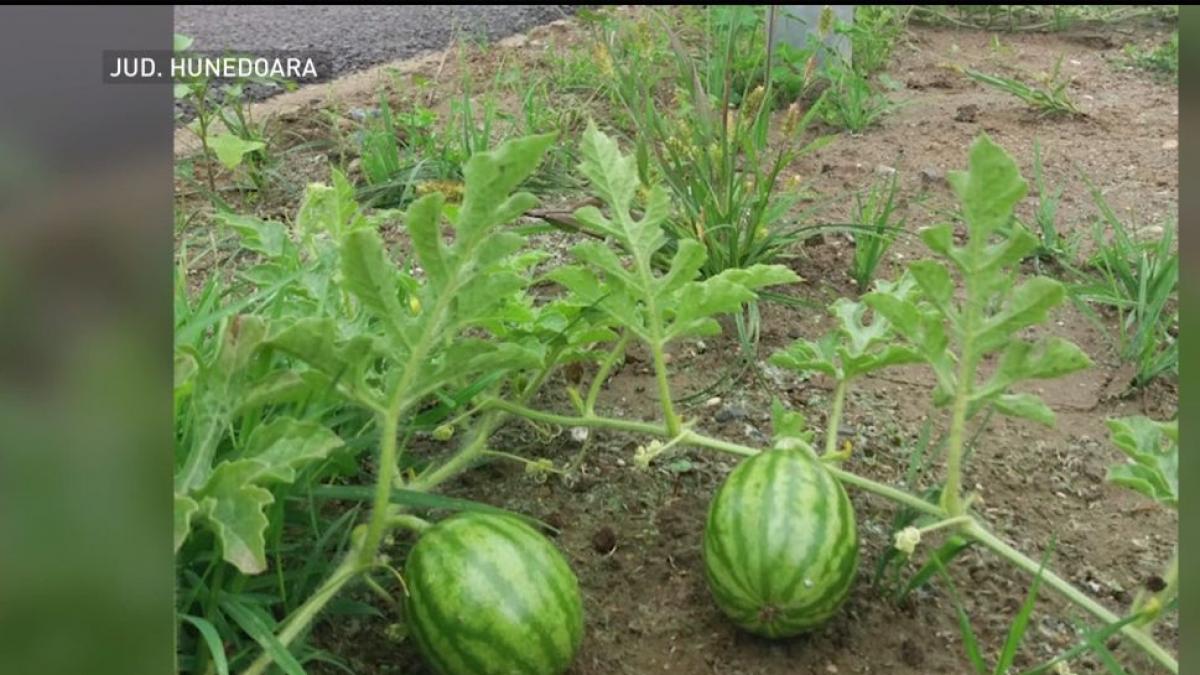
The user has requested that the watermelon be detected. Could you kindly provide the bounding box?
[404,512,584,675]
[703,448,858,638]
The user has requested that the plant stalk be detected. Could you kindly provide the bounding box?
[823,379,848,458]
[241,550,364,675]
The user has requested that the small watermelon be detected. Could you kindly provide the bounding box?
[703,448,858,638]
[404,512,584,675]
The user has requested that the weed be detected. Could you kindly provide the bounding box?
[965,57,1081,117]
[839,5,912,76]
[174,34,293,200]
[1120,32,1178,82]
[849,171,906,292]
[604,6,830,278]
[1072,185,1178,387]
[820,62,896,132]
[1020,140,1080,269]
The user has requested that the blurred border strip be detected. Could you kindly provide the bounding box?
[1179,6,1197,673]
[0,7,174,675]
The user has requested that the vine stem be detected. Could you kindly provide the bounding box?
[967,523,1178,673]
[823,379,847,459]
[242,550,364,675]
[485,405,1178,672]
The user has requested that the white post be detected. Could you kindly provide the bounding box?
[768,5,855,68]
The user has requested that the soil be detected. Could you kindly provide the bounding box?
[174,9,1179,675]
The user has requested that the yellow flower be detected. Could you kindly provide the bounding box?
[415,179,465,203]
[408,295,421,315]
[894,526,922,555]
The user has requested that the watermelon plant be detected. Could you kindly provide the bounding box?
[704,447,858,637]
[190,124,1176,674]
[405,513,584,675]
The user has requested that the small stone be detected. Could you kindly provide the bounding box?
[704,396,723,408]
[1133,225,1165,244]
[920,168,945,187]
[875,164,897,176]
[955,104,979,123]
[1162,139,1178,150]
[715,405,747,424]
[570,427,589,443]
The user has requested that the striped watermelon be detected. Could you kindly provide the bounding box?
[404,512,584,675]
[703,448,858,638]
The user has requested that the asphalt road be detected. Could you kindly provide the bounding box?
[174,5,576,94]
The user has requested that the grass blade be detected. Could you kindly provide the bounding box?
[933,555,988,673]
[995,538,1056,673]
[219,596,307,675]
[898,534,974,602]
[180,614,231,675]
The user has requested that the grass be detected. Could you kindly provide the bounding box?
[819,62,896,133]
[839,5,912,76]
[849,171,905,292]
[1120,31,1178,82]
[1018,140,1080,270]
[1072,183,1178,388]
[603,6,830,278]
[965,57,1081,117]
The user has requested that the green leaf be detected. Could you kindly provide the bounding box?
[657,239,707,295]
[709,264,800,294]
[666,277,755,339]
[578,120,641,225]
[404,192,451,290]
[207,133,265,169]
[770,399,816,453]
[174,33,194,52]
[576,121,668,260]
[947,134,1028,247]
[196,460,275,574]
[908,260,954,311]
[296,171,365,240]
[174,495,199,552]
[243,418,343,483]
[975,277,1064,352]
[972,337,1091,414]
[216,212,289,258]
[919,224,957,260]
[897,535,973,601]
[1105,416,1177,509]
[993,392,1055,426]
[456,133,555,242]
[267,318,380,389]
[770,334,840,379]
[339,229,408,344]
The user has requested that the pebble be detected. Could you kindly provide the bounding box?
[715,405,747,424]
[1162,139,1178,150]
[875,164,897,176]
